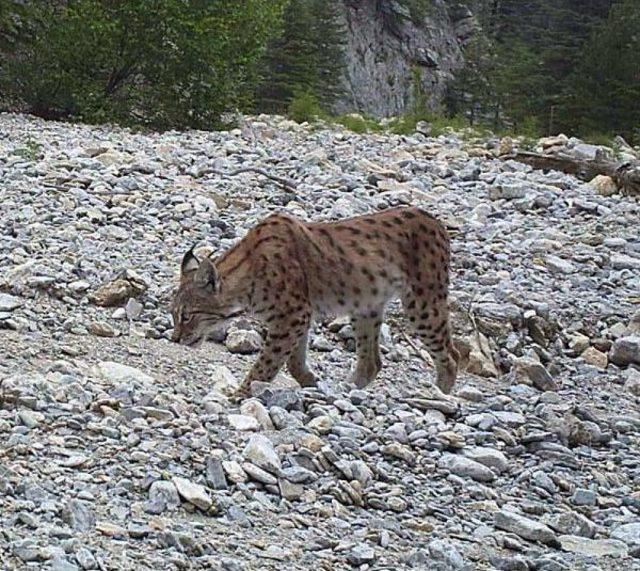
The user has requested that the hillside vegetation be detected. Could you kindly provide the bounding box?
[0,0,638,142]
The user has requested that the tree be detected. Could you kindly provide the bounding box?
[257,0,345,113]
[0,1,287,129]
[0,0,30,52]
[566,0,640,142]
[447,0,617,136]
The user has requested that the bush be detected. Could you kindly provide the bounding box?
[335,114,382,134]
[287,92,325,123]
[1,1,287,130]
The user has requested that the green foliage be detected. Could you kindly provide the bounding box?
[12,137,42,161]
[335,114,382,134]
[401,0,434,24]
[448,0,634,141]
[287,92,325,123]
[0,0,30,52]
[389,110,470,136]
[1,0,287,130]
[565,0,640,143]
[446,31,498,126]
[257,0,345,113]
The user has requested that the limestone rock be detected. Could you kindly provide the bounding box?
[89,269,148,307]
[508,358,557,391]
[93,361,154,385]
[172,477,213,511]
[559,536,627,558]
[495,510,558,546]
[243,434,281,474]
[609,336,640,367]
[439,453,495,482]
[580,347,608,369]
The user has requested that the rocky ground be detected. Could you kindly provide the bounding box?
[0,112,639,571]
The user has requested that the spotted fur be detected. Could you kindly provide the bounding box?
[171,207,459,397]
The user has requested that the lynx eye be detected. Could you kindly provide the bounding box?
[180,310,194,323]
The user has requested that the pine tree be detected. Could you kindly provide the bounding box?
[257,0,345,113]
[447,0,616,136]
[566,0,640,142]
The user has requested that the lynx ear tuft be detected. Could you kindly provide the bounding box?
[181,246,200,275]
[194,258,220,294]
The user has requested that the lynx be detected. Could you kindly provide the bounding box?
[171,206,459,397]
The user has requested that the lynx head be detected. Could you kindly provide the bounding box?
[170,247,241,347]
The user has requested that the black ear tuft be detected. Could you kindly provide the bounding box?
[181,245,200,275]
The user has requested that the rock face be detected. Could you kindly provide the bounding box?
[335,0,476,116]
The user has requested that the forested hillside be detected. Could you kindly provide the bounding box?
[450,0,639,142]
[0,0,638,142]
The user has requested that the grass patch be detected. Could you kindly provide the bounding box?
[388,111,472,137]
[335,113,382,134]
[13,138,42,160]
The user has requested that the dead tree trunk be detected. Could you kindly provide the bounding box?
[503,151,640,196]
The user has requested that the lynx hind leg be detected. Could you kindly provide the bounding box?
[236,307,313,398]
[403,290,458,394]
[350,309,384,389]
[287,329,318,387]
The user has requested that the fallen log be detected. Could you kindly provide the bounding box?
[503,150,640,196]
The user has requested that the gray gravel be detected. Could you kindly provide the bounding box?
[1,112,639,570]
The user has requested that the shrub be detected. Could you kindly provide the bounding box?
[335,114,382,134]
[1,1,287,130]
[287,92,325,123]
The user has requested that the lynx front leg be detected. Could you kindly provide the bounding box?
[287,329,318,387]
[236,309,312,398]
[350,309,383,389]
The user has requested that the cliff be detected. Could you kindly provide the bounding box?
[335,0,477,117]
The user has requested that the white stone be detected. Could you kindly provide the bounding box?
[495,509,557,545]
[222,461,248,484]
[94,361,154,385]
[559,535,627,558]
[0,293,23,311]
[611,254,640,270]
[172,477,212,511]
[225,328,262,354]
[624,368,640,397]
[228,414,260,431]
[439,453,495,482]
[240,399,275,430]
[243,434,281,474]
[125,297,143,320]
[209,365,240,396]
[148,481,180,510]
[611,522,640,546]
[463,447,509,473]
[546,255,575,274]
[68,280,91,293]
[589,175,618,196]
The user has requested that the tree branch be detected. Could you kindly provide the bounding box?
[196,166,298,191]
[502,151,640,196]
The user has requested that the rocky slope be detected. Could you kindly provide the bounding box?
[0,112,639,570]
[336,0,476,116]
